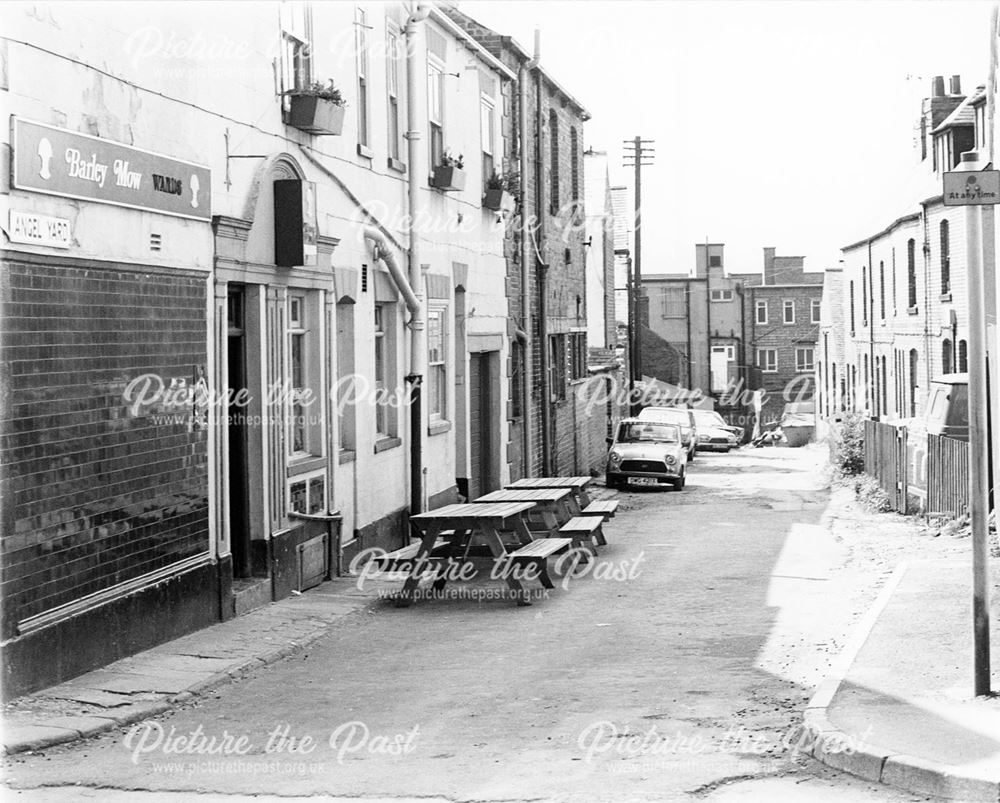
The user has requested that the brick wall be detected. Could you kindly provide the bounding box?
[0,256,210,639]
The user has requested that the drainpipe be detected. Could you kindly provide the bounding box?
[404,3,431,514]
[533,30,553,476]
[519,44,538,477]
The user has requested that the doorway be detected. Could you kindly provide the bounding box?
[468,351,499,499]
[227,287,252,578]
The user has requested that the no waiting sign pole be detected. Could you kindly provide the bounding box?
[944,152,999,697]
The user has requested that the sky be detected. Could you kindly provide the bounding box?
[462,0,994,277]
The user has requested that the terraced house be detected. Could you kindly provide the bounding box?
[1,1,516,697]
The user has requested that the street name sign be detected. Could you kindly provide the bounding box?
[943,170,1000,206]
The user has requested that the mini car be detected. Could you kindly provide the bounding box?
[636,406,698,461]
[606,418,687,490]
[691,409,741,452]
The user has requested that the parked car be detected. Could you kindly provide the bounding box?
[925,373,969,441]
[691,409,741,452]
[637,406,697,461]
[606,418,687,490]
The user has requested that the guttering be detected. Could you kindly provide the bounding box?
[405,3,431,514]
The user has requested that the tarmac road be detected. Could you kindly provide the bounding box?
[3,447,934,802]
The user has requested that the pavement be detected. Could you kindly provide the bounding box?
[802,544,1000,801]
[1,579,382,756]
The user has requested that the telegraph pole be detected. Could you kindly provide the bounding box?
[623,136,654,412]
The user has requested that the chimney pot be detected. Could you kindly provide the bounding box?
[950,75,962,95]
[933,76,945,97]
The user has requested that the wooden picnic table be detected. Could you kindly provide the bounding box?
[403,502,538,606]
[505,476,595,510]
[473,488,575,535]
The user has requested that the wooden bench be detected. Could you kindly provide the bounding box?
[505,537,573,589]
[559,516,605,552]
[368,540,452,573]
[580,500,618,532]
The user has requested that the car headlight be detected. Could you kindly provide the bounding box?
[608,450,623,467]
[665,454,676,466]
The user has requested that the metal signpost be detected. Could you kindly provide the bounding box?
[943,157,999,697]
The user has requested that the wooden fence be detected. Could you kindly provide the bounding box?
[926,433,969,518]
[863,420,909,513]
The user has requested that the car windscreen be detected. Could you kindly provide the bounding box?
[639,408,689,425]
[693,411,726,427]
[618,423,679,443]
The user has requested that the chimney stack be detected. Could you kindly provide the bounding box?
[950,75,962,95]
[932,75,946,97]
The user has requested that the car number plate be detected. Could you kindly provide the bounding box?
[628,477,658,486]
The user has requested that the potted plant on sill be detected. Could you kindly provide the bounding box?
[483,170,517,213]
[285,80,347,136]
[432,151,466,191]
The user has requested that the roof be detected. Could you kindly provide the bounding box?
[932,92,977,134]
[439,5,590,119]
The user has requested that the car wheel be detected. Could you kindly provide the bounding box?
[673,472,685,490]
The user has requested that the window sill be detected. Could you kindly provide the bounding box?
[387,157,407,173]
[374,436,402,453]
[428,420,451,436]
[908,306,919,316]
[287,455,326,477]
[338,449,356,465]
[357,143,374,160]
[940,293,952,303]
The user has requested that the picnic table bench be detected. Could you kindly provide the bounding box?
[399,502,571,606]
[473,488,575,535]
[505,476,595,511]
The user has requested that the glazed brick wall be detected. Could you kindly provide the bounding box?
[0,257,210,638]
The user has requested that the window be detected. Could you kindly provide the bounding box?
[289,471,325,515]
[811,298,822,324]
[849,282,855,332]
[280,2,312,95]
[386,25,401,161]
[909,348,919,416]
[942,338,953,374]
[710,289,733,302]
[796,347,814,372]
[569,333,587,380]
[755,299,768,324]
[427,306,447,421]
[480,96,495,189]
[709,255,722,268]
[878,261,885,319]
[336,300,356,453]
[659,287,685,319]
[549,334,566,400]
[374,304,397,438]
[907,238,917,309]
[355,7,370,149]
[287,292,319,457]
[940,219,950,295]
[549,109,560,214]
[861,266,867,325]
[891,248,897,315]
[757,349,777,373]
[712,344,735,360]
[783,299,795,324]
[958,340,968,373]
[427,59,444,168]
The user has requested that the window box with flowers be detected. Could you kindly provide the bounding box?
[483,170,517,213]
[285,80,347,136]
[431,152,466,192]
